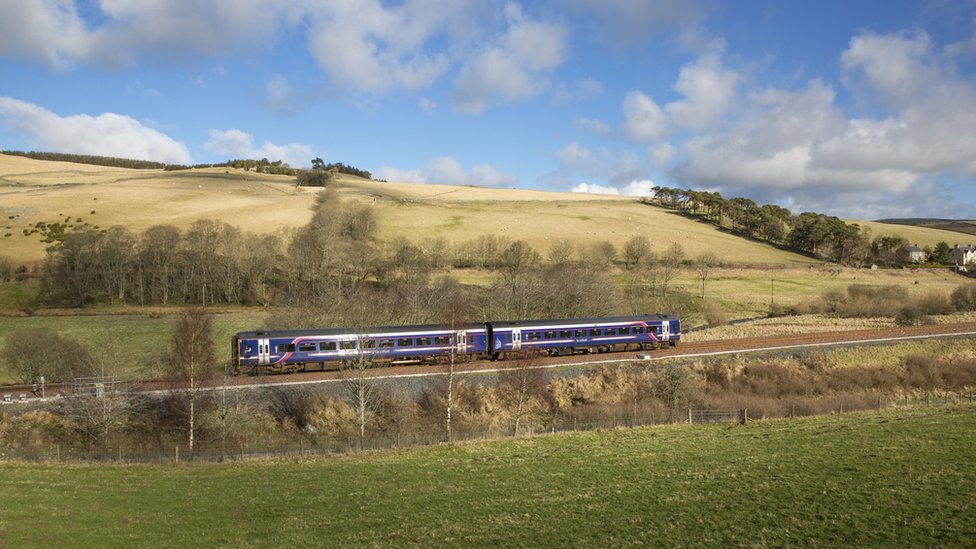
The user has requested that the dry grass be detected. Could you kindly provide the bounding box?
[5,154,967,267]
[687,311,976,341]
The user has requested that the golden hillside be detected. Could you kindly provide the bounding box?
[0,153,964,265]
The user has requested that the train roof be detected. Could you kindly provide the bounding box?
[235,322,486,339]
[489,314,678,330]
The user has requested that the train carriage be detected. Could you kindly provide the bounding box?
[234,323,488,374]
[233,314,679,375]
[487,314,679,358]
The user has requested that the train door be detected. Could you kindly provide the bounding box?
[512,328,522,351]
[457,330,468,354]
[258,338,271,365]
[660,321,670,341]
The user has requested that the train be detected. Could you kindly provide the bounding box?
[233,314,680,375]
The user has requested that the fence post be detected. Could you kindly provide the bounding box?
[688,409,693,424]
[175,446,180,464]
[743,409,748,424]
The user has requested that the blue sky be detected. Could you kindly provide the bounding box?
[2,0,976,220]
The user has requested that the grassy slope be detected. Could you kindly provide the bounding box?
[0,405,973,547]
[3,153,966,265]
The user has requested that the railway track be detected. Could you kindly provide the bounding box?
[5,321,976,400]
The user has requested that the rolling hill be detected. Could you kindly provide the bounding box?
[0,153,968,265]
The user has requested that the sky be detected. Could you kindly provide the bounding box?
[1,0,976,220]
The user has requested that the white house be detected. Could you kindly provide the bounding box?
[905,244,926,263]
[951,244,975,268]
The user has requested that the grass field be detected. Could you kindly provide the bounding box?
[0,310,268,384]
[0,405,973,547]
[2,153,967,265]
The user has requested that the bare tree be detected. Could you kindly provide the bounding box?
[547,238,576,265]
[497,353,549,436]
[3,328,98,384]
[437,277,471,443]
[695,251,718,299]
[344,331,379,449]
[164,308,218,455]
[651,365,695,423]
[659,242,685,297]
[623,235,652,270]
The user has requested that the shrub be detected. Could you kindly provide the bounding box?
[894,305,929,327]
[950,284,976,311]
[916,290,953,315]
[703,301,728,326]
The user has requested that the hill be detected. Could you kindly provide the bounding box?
[874,218,976,239]
[1,405,973,546]
[1,153,967,265]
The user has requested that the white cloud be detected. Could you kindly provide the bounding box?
[575,117,609,136]
[0,0,289,68]
[665,51,738,130]
[0,0,92,69]
[0,96,190,163]
[451,2,567,113]
[571,182,619,195]
[375,156,516,187]
[553,78,604,105]
[568,0,707,49]
[622,91,667,142]
[419,97,437,114]
[264,74,296,114]
[305,0,453,94]
[204,128,313,167]
[570,180,654,197]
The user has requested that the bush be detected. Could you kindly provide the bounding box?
[916,290,953,315]
[894,305,930,327]
[950,284,976,311]
[704,301,728,326]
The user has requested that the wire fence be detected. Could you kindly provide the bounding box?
[3,392,975,464]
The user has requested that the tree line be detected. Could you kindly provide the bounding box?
[32,189,703,327]
[649,186,958,266]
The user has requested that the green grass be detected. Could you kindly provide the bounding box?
[1,405,974,547]
[0,310,268,383]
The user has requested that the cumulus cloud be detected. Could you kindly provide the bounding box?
[622,91,667,142]
[204,128,313,167]
[665,51,738,130]
[548,143,650,188]
[375,156,517,187]
[571,179,654,197]
[0,96,190,163]
[0,0,288,68]
[264,74,296,115]
[451,2,568,113]
[305,0,456,94]
[568,0,707,49]
[667,29,976,216]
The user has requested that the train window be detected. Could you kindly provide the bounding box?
[634,326,645,334]
[398,338,413,347]
[468,336,475,344]
[434,336,450,345]
[320,341,336,351]
[417,337,431,346]
[378,339,394,348]
[559,330,569,338]
[340,341,356,350]
[604,329,616,336]
[651,326,660,334]
[275,343,295,353]
[590,329,601,336]
[619,327,631,335]
[575,330,584,338]
[545,331,556,339]
[298,342,316,352]
[526,332,541,341]
[363,340,376,349]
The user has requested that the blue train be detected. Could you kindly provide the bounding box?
[233,314,680,374]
